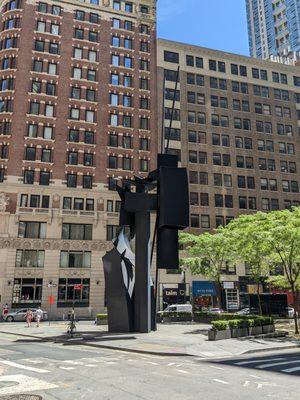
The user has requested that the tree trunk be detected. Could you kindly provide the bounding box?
[216,282,222,309]
[257,281,263,316]
[292,289,299,335]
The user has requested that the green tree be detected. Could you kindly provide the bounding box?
[224,213,273,315]
[263,208,300,334]
[180,230,232,308]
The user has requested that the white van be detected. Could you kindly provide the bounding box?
[158,303,192,315]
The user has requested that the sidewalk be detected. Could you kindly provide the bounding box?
[0,321,299,358]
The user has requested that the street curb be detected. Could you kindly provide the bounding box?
[63,340,192,357]
[241,343,300,355]
[1,330,299,358]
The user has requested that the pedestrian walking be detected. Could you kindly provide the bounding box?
[2,304,8,321]
[25,309,33,327]
[35,307,43,327]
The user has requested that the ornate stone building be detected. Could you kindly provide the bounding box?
[0,0,157,317]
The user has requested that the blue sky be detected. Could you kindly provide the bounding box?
[157,0,249,56]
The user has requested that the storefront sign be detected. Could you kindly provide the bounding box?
[223,282,234,289]
[192,281,216,296]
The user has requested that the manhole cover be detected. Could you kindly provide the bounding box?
[0,396,42,400]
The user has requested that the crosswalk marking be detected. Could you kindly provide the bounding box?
[258,359,300,369]
[235,357,286,366]
[282,366,300,373]
[213,379,229,385]
[0,359,49,374]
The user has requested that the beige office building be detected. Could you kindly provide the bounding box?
[157,39,300,310]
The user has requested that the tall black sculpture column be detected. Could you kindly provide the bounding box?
[134,211,151,333]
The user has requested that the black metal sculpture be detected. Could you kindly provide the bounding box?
[103,66,189,333]
[103,153,189,333]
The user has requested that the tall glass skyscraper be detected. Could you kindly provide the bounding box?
[246,0,300,59]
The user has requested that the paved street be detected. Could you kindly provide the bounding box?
[0,329,299,399]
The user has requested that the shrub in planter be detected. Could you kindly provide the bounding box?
[96,313,108,325]
[211,320,229,331]
[229,319,249,338]
[209,321,230,340]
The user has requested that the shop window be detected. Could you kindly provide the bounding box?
[57,278,90,307]
[12,278,43,306]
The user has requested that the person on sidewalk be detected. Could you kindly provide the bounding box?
[2,304,8,321]
[35,307,43,327]
[25,309,33,327]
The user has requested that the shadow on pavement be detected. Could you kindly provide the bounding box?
[208,350,300,376]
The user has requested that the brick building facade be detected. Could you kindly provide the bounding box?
[0,0,157,317]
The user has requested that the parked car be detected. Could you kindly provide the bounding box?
[4,308,48,322]
[207,308,224,314]
[158,304,192,316]
[236,307,259,315]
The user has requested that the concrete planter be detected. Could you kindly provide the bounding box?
[231,327,249,338]
[96,318,108,326]
[262,324,275,334]
[208,329,231,341]
[248,326,263,336]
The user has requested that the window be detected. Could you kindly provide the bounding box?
[41,149,51,162]
[59,250,91,269]
[200,193,209,206]
[164,51,179,63]
[62,224,92,240]
[16,250,45,268]
[190,214,199,228]
[140,159,148,172]
[75,10,85,21]
[90,13,99,24]
[49,42,59,55]
[66,173,77,188]
[12,278,43,306]
[23,170,34,184]
[186,55,194,67]
[88,31,98,43]
[201,215,210,228]
[18,221,46,238]
[58,278,90,306]
[199,172,208,185]
[39,171,50,185]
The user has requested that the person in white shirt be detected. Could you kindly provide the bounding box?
[35,307,43,327]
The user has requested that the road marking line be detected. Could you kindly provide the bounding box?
[175,369,189,374]
[60,366,75,370]
[105,361,116,365]
[209,366,224,370]
[258,360,300,369]
[250,375,264,380]
[0,374,57,395]
[243,381,250,387]
[282,366,300,373]
[85,364,97,367]
[235,357,285,366]
[168,363,176,366]
[213,379,229,385]
[147,362,159,365]
[0,360,49,374]
[64,360,84,365]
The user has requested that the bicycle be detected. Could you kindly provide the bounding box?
[66,309,76,337]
